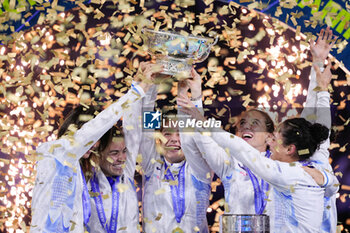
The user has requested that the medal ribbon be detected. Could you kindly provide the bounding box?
[163,158,186,223]
[81,168,91,226]
[90,172,120,233]
[240,150,271,215]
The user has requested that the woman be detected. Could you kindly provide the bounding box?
[179,29,336,231]
[86,126,140,232]
[124,62,213,232]
[30,76,152,232]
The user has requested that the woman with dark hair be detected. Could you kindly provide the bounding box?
[178,27,339,231]
[86,125,141,232]
[178,61,333,232]
[30,73,153,232]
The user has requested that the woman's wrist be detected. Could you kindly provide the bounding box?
[190,94,202,101]
[312,60,324,68]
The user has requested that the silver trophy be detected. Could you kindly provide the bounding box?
[142,28,218,77]
[220,214,270,233]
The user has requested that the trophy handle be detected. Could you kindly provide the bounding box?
[195,36,219,63]
[210,36,219,46]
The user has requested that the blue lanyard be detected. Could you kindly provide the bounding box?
[90,172,120,233]
[163,157,186,223]
[240,150,271,215]
[80,168,91,226]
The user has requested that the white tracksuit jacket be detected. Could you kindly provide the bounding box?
[30,85,145,233]
[86,82,145,232]
[300,65,339,233]
[127,85,212,233]
[182,66,338,232]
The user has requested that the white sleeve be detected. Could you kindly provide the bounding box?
[178,99,212,183]
[300,66,319,122]
[139,85,159,176]
[36,87,145,165]
[179,131,212,183]
[73,87,144,155]
[190,132,234,180]
[210,129,318,190]
[316,167,340,197]
[298,69,337,197]
[315,91,331,129]
[312,91,339,197]
[123,81,145,178]
[311,92,332,168]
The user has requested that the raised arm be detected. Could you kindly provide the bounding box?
[301,27,336,121]
[299,27,339,195]
[209,129,317,190]
[177,72,234,180]
[136,62,164,176]
[36,85,147,166]
[122,80,147,177]
[312,62,339,196]
[178,69,212,183]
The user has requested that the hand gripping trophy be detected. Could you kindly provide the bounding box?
[142,28,218,78]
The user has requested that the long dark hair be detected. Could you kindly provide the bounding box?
[58,105,99,138]
[79,126,115,182]
[58,104,118,181]
[280,118,329,160]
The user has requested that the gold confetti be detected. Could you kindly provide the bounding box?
[154,188,166,195]
[298,149,310,156]
[117,183,129,193]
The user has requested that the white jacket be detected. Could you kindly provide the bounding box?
[130,85,212,233]
[207,129,325,232]
[184,66,338,232]
[86,82,144,232]
[189,132,272,215]
[86,170,139,232]
[30,86,145,233]
[301,65,339,233]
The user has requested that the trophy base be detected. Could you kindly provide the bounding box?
[156,58,192,78]
[220,214,270,233]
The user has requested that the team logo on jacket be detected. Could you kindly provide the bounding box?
[143,111,161,129]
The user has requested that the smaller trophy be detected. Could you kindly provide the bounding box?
[142,28,218,77]
[220,214,270,233]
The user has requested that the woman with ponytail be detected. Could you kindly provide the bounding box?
[178,28,338,232]
[179,63,333,232]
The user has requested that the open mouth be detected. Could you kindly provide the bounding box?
[112,163,123,168]
[242,133,253,140]
[165,145,181,151]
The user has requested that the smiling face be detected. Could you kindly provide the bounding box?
[161,128,185,164]
[236,110,273,153]
[269,125,297,163]
[99,138,127,177]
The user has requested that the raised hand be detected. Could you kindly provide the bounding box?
[186,68,202,100]
[177,67,202,100]
[313,59,332,91]
[310,27,338,64]
[177,94,206,122]
[135,61,163,92]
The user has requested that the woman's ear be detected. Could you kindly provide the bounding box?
[265,133,275,145]
[286,144,297,156]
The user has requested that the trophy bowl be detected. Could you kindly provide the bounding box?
[220,214,270,233]
[142,28,218,77]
